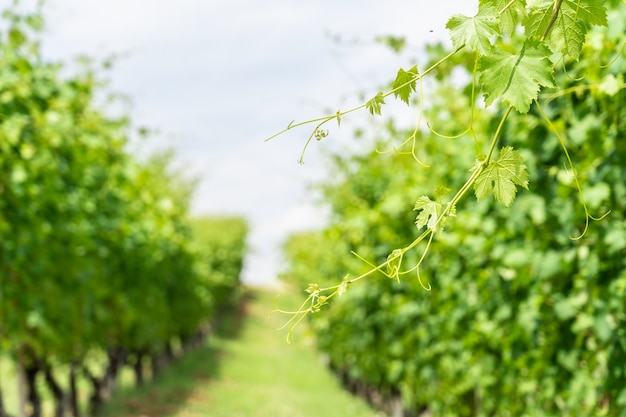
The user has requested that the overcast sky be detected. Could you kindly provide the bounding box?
[31,0,474,285]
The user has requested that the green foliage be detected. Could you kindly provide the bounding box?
[391,66,418,105]
[278,1,626,415]
[191,216,248,310]
[0,6,249,413]
[478,40,556,113]
[271,0,620,324]
[524,0,608,60]
[471,146,529,206]
[365,92,385,116]
[447,6,500,55]
[413,186,456,232]
[480,0,527,34]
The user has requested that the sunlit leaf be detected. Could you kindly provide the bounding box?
[414,190,456,232]
[392,66,418,105]
[524,0,608,60]
[472,146,529,206]
[478,40,555,113]
[480,0,527,33]
[447,6,500,55]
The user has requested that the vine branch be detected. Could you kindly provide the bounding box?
[541,0,564,41]
[264,46,465,163]
[273,106,514,341]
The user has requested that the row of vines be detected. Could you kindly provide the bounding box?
[0,8,248,417]
[281,1,625,416]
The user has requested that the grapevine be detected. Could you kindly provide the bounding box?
[269,0,621,341]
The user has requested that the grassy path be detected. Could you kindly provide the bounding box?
[103,287,382,417]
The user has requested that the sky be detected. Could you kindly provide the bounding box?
[30,0,474,285]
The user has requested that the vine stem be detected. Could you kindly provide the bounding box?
[441,106,513,219]
[541,0,564,41]
[498,0,517,15]
[264,45,465,145]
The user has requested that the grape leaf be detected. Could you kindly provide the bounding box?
[366,92,385,116]
[472,146,529,207]
[478,40,555,113]
[524,0,608,60]
[414,191,456,232]
[567,0,607,26]
[479,0,527,33]
[414,196,441,231]
[446,6,499,55]
[392,66,418,105]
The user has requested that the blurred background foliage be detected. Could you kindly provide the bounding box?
[0,6,248,417]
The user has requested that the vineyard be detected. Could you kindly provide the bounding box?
[2,1,626,417]
[279,1,626,416]
[0,8,247,417]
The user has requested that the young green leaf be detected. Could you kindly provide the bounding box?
[479,0,527,34]
[392,66,418,105]
[524,0,608,60]
[415,196,439,231]
[366,92,385,116]
[446,6,500,55]
[414,191,456,232]
[478,40,555,113]
[472,146,529,207]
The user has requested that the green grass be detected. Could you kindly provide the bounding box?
[101,286,384,417]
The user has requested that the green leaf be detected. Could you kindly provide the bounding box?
[478,40,555,113]
[446,6,500,55]
[365,92,385,116]
[392,66,418,105]
[524,0,608,60]
[414,190,456,232]
[472,146,529,206]
[414,196,439,230]
[480,0,527,33]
